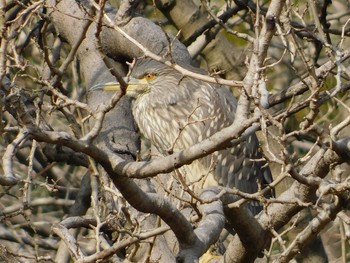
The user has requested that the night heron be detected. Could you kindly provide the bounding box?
[94,58,273,214]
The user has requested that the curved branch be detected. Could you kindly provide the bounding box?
[25,127,196,247]
[1,131,28,186]
[178,188,226,262]
[112,117,259,179]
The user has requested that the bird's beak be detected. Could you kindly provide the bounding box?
[90,77,148,97]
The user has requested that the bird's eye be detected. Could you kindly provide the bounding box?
[144,73,156,81]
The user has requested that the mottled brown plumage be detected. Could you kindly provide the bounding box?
[99,58,272,214]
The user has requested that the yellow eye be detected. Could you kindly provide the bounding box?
[144,73,155,81]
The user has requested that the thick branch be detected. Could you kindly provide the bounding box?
[112,117,259,178]
[177,189,226,262]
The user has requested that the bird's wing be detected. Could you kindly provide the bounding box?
[184,80,273,194]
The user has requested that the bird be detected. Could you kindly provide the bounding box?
[93,58,273,214]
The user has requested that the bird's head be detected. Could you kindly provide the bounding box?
[91,59,181,100]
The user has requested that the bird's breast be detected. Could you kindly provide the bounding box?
[133,96,208,154]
